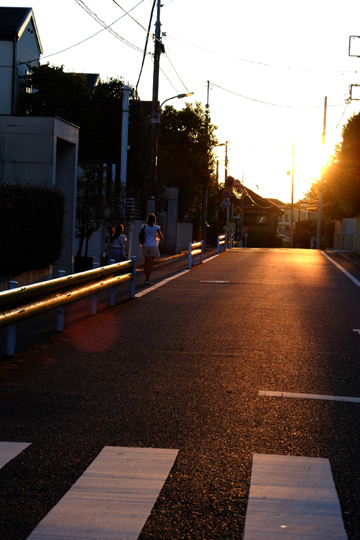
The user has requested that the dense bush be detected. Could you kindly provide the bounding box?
[0,183,65,275]
[293,219,318,249]
[207,218,225,247]
[246,229,283,248]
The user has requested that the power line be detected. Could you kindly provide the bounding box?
[20,0,146,64]
[168,35,358,74]
[136,0,156,96]
[211,82,345,109]
[74,0,145,53]
[164,47,190,93]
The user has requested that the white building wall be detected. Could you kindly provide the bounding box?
[0,115,79,275]
[0,41,13,114]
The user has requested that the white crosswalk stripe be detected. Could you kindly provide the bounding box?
[0,441,31,469]
[26,446,178,540]
[243,454,347,539]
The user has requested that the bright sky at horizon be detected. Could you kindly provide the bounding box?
[6,0,360,203]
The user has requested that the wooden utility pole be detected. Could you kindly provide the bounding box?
[290,140,294,248]
[202,80,210,247]
[147,0,162,216]
[316,96,327,249]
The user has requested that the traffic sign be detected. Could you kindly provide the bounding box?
[221,200,230,207]
[233,179,241,189]
[223,190,231,199]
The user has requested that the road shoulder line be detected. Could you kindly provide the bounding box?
[259,390,360,403]
[322,251,360,287]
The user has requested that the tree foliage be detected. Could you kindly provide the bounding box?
[308,112,360,219]
[18,64,90,126]
[157,103,218,225]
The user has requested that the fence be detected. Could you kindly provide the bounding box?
[0,257,136,356]
[188,241,204,269]
[217,235,227,254]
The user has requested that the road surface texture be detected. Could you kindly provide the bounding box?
[0,248,359,539]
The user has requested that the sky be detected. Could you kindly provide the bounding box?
[6,0,360,202]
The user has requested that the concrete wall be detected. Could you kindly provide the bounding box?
[333,219,355,251]
[0,115,79,276]
[354,216,360,255]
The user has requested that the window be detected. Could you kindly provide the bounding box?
[256,214,267,224]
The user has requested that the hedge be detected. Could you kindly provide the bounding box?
[246,229,283,248]
[0,183,65,275]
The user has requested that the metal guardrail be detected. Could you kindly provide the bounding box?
[217,235,227,254]
[1,257,137,356]
[188,241,204,269]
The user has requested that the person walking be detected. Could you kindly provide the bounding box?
[107,224,127,263]
[140,214,163,285]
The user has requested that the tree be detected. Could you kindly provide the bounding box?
[18,64,90,126]
[75,164,107,257]
[307,112,360,220]
[157,103,218,227]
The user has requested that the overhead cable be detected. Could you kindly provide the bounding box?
[74,0,145,53]
[136,0,156,96]
[168,35,358,74]
[20,0,146,64]
[211,82,345,109]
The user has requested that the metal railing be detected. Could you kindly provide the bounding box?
[1,257,136,356]
[217,235,227,254]
[188,241,204,269]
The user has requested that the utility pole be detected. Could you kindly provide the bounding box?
[290,140,294,248]
[147,0,163,217]
[316,96,327,249]
[202,80,210,247]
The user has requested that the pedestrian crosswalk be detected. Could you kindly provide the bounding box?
[0,441,31,468]
[0,442,349,539]
[243,454,347,539]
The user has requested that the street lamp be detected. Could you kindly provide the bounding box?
[147,92,194,216]
[160,92,194,109]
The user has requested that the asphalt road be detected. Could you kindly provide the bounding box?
[0,248,360,539]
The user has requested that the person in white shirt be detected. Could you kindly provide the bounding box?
[140,214,163,285]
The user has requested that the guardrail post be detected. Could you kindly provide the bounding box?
[200,240,204,264]
[188,242,192,269]
[6,281,18,356]
[91,262,99,314]
[56,271,66,331]
[130,256,137,298]
[109,259,116,306]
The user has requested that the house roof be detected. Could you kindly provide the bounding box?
[266,198,287,208]
[0,7,43,54]
[74,73,101,89]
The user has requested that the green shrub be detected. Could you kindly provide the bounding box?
[207,218,225,247]
[324,220,335,249]
[0,183,65,275]
[246,229,283,248]
[293,219,318,249]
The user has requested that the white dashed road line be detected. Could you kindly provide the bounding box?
[243,454,347,540]
[259,390,360,403]
[27,446,178,540]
